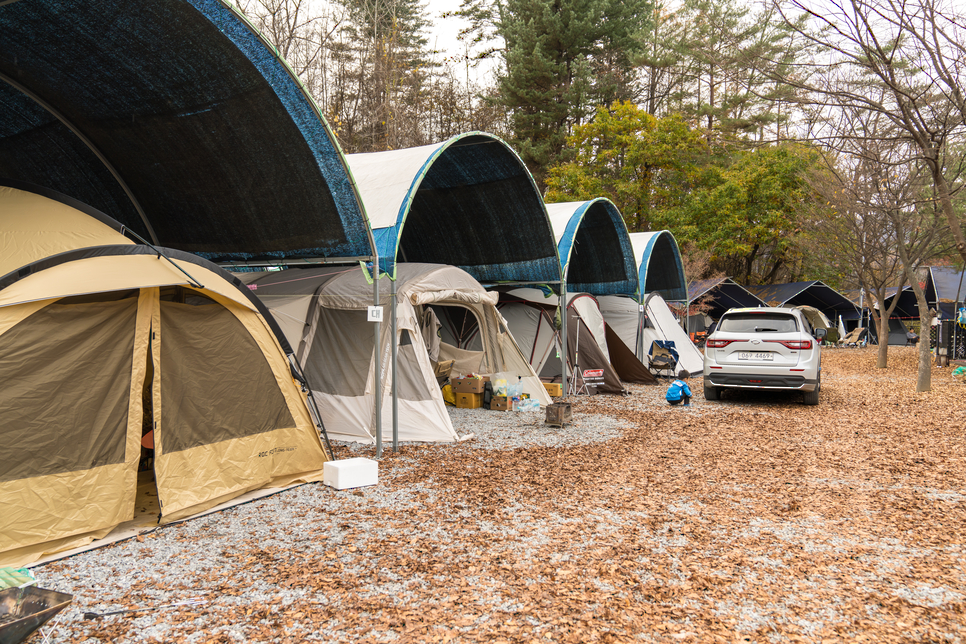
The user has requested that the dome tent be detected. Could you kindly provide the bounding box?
[0,184,328,568]
[598,292,705,376]
[474,289,656,394]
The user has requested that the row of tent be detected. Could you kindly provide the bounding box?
[0,0,703,567]
[0,181,700,567]
[691,272,966,346]
[7,0,952,568]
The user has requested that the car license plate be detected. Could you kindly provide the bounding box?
[739,352,773,361]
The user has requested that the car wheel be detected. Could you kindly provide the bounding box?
[802,376,820,406]
[704,383,720,401]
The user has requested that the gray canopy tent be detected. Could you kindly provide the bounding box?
[345,133,568,427]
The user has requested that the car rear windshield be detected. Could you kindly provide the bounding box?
[719,313,799,334]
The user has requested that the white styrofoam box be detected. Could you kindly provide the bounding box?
[323,457,378,490]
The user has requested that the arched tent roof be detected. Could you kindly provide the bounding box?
[745,281,860,321]
[629,231,687,302]
[545,199,637,296]
[0,0,371,264]
[346,132,561,285]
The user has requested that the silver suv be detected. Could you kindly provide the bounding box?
[703,307,826,405]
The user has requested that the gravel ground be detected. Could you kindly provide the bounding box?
[25,347,966,643]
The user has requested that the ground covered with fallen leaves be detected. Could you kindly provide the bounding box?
[39,347,966,643]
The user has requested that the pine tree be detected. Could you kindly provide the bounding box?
[495,0,650,186]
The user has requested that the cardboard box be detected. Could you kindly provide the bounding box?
[323,457,378,490]
[490,395,511,411]
[543,383,563,397]
[456,392,483,409]
[453,377,486,393]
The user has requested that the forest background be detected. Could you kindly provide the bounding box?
[236,0,966,300]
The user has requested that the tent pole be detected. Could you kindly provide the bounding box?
[560,279,568,394]
[374,256,382,459]
[391,274,399,453]
[638,298,645,362]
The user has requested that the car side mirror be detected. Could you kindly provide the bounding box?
[815,328,827,340]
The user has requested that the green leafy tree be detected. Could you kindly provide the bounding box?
[545,101,708,231]
[684,143,822,284]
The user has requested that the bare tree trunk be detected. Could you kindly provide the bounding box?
[875,312,889,369]
[870,282,906,369]
[898,243,933,391]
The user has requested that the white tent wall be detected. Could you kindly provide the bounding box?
[497,288,628,391]
[570,294,609,357]
[598,295,645,358]
[599,293,704,376]
[266,272,461,445]
[642,293,704,376]
[488,304,557,376]
[433,302,552,405]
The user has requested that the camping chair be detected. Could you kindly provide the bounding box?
[648,340,677,380]
[838,327,865,348]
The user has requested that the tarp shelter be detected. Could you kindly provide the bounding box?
[240,264,552,444]
[881,286,920,320]
[345,132,560,284]
[922,266,966,319]
[745,281,859,323]
[688,277,766,321]
[489,289,653,393]
[630,231,687,302]
[545,199,637,296]
[598,293,705,376]
[0,0,372,264]
[0,185,328,567]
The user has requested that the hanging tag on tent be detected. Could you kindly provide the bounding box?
[556,349,561,358]
[639,304,645,312]
[367,306,384,322]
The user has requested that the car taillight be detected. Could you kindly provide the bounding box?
[706,338,743,348]
[767,340,812,349]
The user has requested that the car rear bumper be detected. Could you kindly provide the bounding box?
[705,372,819,391]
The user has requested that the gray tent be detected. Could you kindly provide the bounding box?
[241,264,551,443]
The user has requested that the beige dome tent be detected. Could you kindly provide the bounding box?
[241,263,551,444]
[0,184,328,567]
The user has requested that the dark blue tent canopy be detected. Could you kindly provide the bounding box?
[630,231,687,302]
[0,0,370,263]
[546,199,637,296]
[745,281,859,321]
[347,133,561,285]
